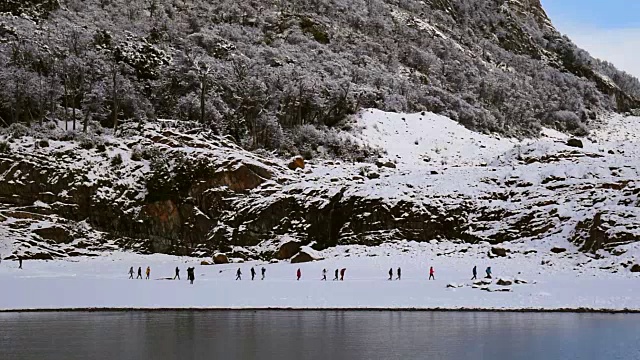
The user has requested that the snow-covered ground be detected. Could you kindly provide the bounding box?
[353,109,518,167]
[0,242,639,311]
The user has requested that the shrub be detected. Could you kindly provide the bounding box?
[131,146,143,161]
[6,123,29,138]
[60,131,77,141]
[0,141,10,153]
[288,124,381,162]
[141,146,160,160]
[110,153,123,167]
[79,136,95,150]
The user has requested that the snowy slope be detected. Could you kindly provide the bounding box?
[353,109,518,167]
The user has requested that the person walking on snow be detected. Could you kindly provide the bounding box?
[340,268,346,281]
[251,267,256,281]
[146,266,151,280]
[261,267,266,280]
[18,256,22,269]
[333,269,339,281]
[388,268,393,280]
[397,267,402,281]
[236,268,242,280]
[187,267,195,284]
[297,268,302,281]
[485,266,492,279]
[322,268,327,281]
[471,266,477,280]
[128,267,134,279]
[429,266,435,280]
[174,267,180,280]
[137,266,142,279]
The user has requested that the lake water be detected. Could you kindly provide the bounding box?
[0,311,639,360]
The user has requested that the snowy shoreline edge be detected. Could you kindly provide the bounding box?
[1,307,638,314]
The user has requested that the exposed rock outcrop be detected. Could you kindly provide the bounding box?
[288,156,305,171]
[276,241,302,260]
[567,138,584,148]
[213,253,229,264]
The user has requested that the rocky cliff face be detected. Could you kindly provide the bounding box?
[2,112,639,270]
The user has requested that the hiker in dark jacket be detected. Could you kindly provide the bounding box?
[236,268,242,280]
[333,269,339,281]
[485,266,492,279]
[251,267,256,281]
[388,268,393,280]
[187,267,195,284]
[18,256,22,269]
[174,267,180,280]
[261,267,266,280]
[297,268,302,281]
[471,266,477,280]
[397,267,401,281]
[340,268,346,281]
[137,266,142,279]
[322,269,327,281]
[128,267,134,279]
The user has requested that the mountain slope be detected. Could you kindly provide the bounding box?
[0,0,639,156]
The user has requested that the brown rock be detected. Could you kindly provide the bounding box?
[631,264,640,273]
[550,247,566,254]
[375,159,396,169]
[496,278,513,286]
[276,241,302,260]
[23,252,55,260]
[213,253,229,264]
[490,247,508,257]
[288,156,305,171]
[33,226,71,244]
[200,261,212,266]
[567,138,583,148]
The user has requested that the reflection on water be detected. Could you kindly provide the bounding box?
[0,311,639,360]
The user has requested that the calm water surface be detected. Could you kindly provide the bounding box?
[0,311,639,360]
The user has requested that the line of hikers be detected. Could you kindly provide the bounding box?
[471,266,492,280]
[128,266,197,284]
[235,267,348,281]
[234,266,489,281]
[128,265,493,283]
[387,267,436,280]
[235,267,268,280]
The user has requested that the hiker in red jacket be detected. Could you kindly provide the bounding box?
[297,268,301,281]
[429,266,435,280]
[340,268,346,281]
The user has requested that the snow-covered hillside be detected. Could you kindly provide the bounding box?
[1,110,640,310]
[354,109,518,167]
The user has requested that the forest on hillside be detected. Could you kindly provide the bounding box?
[1,0,639,159]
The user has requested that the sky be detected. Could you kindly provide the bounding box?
[541,0,640,78]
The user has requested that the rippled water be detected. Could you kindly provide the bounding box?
[1,311,639,360]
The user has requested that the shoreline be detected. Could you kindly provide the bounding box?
[1,307,639,314]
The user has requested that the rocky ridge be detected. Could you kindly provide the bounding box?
[1,111,639,273]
